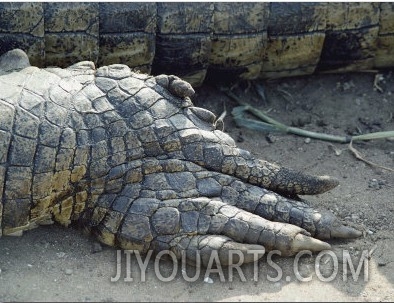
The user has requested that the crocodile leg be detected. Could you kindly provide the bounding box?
[0,49,362,267]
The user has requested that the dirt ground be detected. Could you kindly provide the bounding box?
[0,71,393,302]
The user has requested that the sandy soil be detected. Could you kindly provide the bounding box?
[0,71,393,302]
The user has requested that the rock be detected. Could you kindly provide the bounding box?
[368,178,379,189]
[265,134,276,143]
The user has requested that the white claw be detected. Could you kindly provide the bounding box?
[290,234,331,256]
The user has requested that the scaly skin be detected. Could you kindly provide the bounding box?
[0,49,361,266]
[1,3,393,86]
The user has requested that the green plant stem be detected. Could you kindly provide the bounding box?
[226,90,394,143]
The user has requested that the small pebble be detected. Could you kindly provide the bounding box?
[265,134,276,143]
[65,269,73,275]
[304,137,311,144]
[351,214,360,220]
[378,260,387,267]
[368,179,382,190]
[204,276,213,284]
[237,132,244,143]
[343,81,355,91]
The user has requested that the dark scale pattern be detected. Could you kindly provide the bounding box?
[0,49,362,265]
[1,2,393,87]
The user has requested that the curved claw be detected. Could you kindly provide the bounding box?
[200,145,340,198]
[272,167,340,196]
[315,211,363,240]
[288,234,331,256]
[330,224,363,239]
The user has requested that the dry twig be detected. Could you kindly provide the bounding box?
[348,140,394,172]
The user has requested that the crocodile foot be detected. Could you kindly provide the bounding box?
[0,49,362,267]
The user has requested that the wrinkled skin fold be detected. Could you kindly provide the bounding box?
[0,49,361,266]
